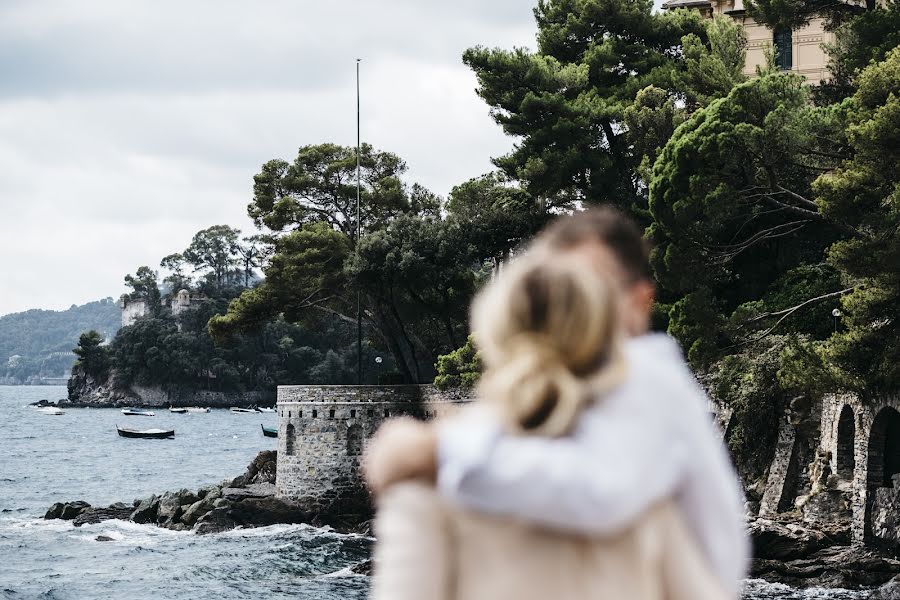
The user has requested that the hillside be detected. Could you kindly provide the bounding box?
[0,298,120,384]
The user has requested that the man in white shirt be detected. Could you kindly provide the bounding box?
[364,207,750,598]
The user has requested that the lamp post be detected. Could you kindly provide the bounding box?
[832,308,842,333]
[356,58,363,385]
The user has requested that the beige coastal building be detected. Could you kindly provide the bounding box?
[663,0,834,82]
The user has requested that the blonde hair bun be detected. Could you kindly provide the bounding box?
[472,253,627,437]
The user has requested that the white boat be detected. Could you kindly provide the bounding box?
[37,406,65,415]
[184,407,210,414]
[121,408,155,417]
[257,407,275,413]
[169,407,188,414]
[230,407,256,414]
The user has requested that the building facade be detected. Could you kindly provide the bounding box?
[664,0,834,82]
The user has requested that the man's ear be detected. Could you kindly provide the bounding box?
[634,280,655,312]
[629,280,656,334]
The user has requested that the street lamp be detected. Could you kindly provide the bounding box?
[832,308,842,333]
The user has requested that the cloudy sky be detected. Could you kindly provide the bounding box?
[0,0,542,317]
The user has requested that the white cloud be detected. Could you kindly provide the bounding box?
[0,0,537,316]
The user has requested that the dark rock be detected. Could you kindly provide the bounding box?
[751,545,900,589]
[230,451,277,487]
[871,574,900,599]
[872,488,900,550]
[228,496,309,528]
[130,496,159,524]
[95,535,114,542]
[156,492,185,527]
[749,518,832,560]
[351,560,372,576]
[44,500,91,520]
[802,489,851,525]
[73,504,133,527]
[181,499,213,528]
[193,507,240,535]
[221,483,277,501]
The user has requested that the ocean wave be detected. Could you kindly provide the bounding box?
[219,522,349,539]
[741,579,868,599]
[70,519,191,546]
[321,565,366,578]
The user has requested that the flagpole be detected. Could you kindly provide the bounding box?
[356,58,362,385]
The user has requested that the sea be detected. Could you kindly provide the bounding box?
[0,386,870,600]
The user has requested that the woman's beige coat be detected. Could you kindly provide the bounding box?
[371,482,730,600]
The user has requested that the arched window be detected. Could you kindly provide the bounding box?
[285,423,296,456]
[774,26,793,71]
[347,424,364,456]
[836,405,856,480]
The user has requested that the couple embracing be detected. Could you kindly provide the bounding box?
[364,207,749,600]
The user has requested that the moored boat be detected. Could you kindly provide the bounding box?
[257,407,275,413]
[261,424,278,438]
[36,406,65,415]
[169,407,188,414]
[116,426,174,439]
[121,408,155,417]
[185,407,210,413]
[230,407,256,414]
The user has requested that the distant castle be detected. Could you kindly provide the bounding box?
[118,289,196,328]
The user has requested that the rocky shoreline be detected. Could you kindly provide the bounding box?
[749,517,900,591]
[43,451,370,537]
[63,368,275,409]
[41,449,900,594]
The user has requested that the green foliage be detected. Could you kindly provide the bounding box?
[248,143,437,240]
[677,16,748,107]
[123,266,161,310]
[710,338,793,481]
[434,337,483,390]
[462,0,711,216]
[649,73,849,365]
[216,143,540,383]
[0,299,120,384]
[747,0,880,30]
[182,225,241,288]
[816,1,900,103]
[73,331,109,378]
[815,47,900,392]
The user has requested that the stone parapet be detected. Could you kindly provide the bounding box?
[275,385,472,517]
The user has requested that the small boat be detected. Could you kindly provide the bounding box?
[121,408,155,417]
[230,407,256,414]
[261,424,278,438]
[257,407,275,413]
[169,407,188,414]
[185,407,210,414]
[37,406,65,415]
[116,426,174,439]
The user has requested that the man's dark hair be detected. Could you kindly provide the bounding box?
[535,206,653,284]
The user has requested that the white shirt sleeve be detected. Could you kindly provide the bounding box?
[436,401,691,536]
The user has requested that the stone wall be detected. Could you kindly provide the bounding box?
[275,385,472,517]
[816,392,900,544]
[759,413,799,516]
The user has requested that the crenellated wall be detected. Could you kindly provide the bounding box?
[275,385,472,516]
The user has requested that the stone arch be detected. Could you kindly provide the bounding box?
[864,407,900,539]
[836,404,856,480]
[867,407,900,490]
[285,423,296,456]
[347,424,364,456]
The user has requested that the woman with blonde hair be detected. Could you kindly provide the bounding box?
[369,252,729,600]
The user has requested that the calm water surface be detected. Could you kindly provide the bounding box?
[0,386,868,599]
